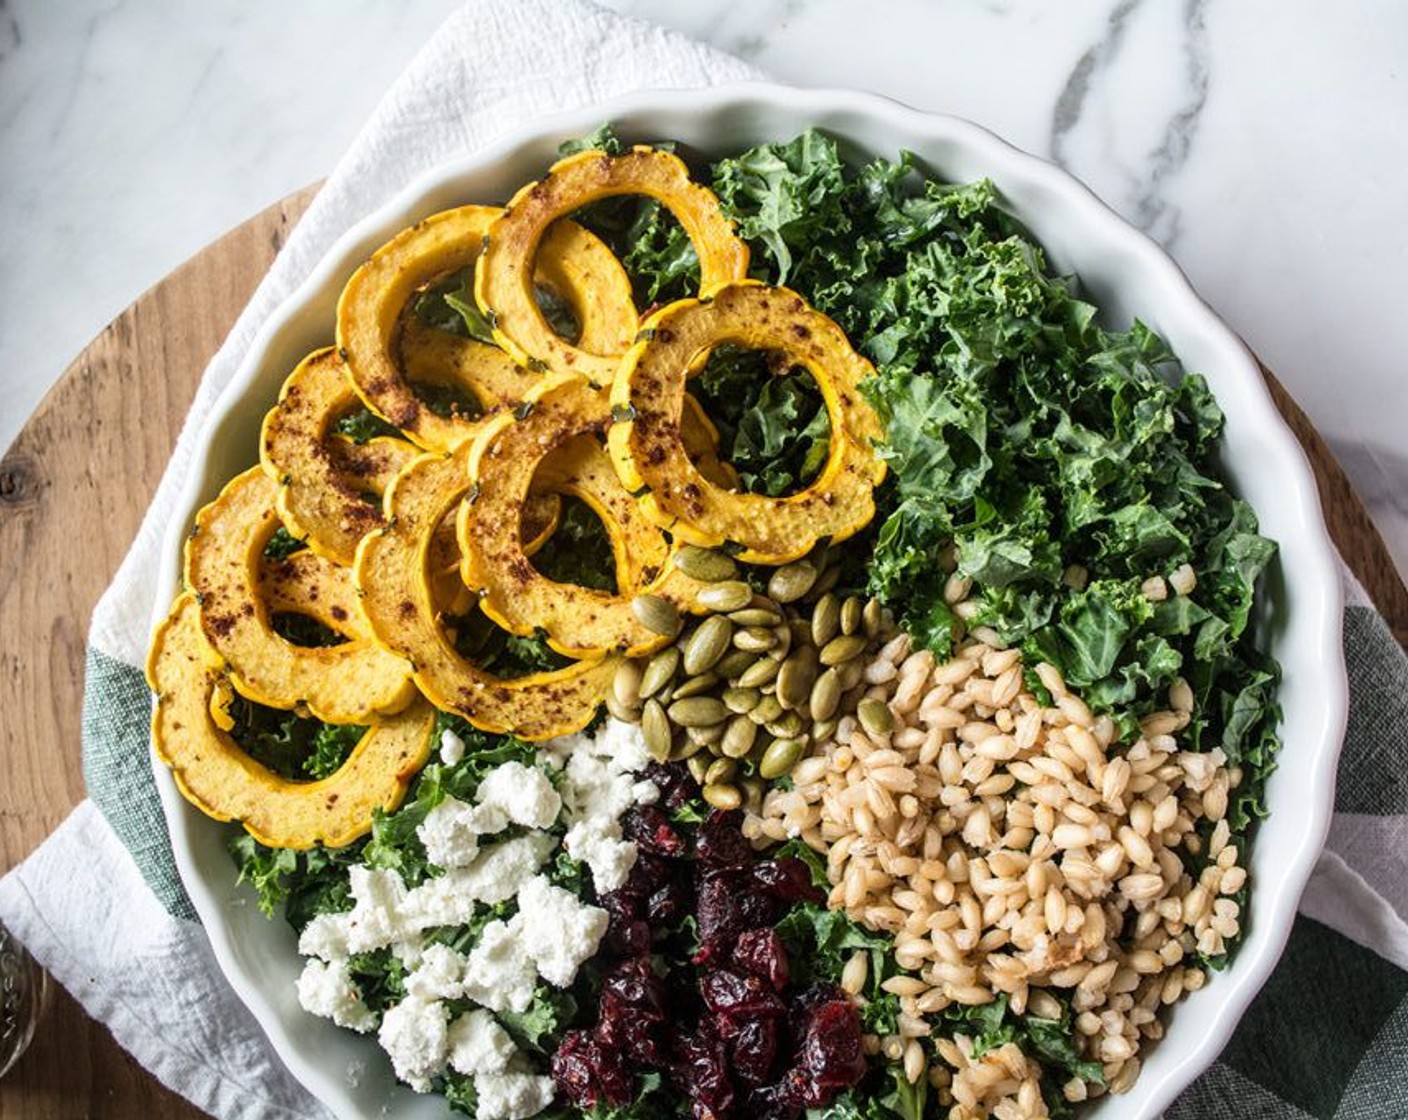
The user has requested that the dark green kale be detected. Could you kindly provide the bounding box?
[332,407,402,444]
[263,525,307,559]
[223,693,363,783]
[529,494,618,592]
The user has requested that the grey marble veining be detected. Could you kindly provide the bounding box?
[1,0,1405,580]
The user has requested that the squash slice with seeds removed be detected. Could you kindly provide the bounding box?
[147,594,435,849]
[476,147,749,386]
[610,281,887,565]
[184,468,416,722]
[459,374,705,658]
[354,442,615,739]
[337,204,635,451]
[260,347,420,566]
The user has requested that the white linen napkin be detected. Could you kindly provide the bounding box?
[0,3,758,1116]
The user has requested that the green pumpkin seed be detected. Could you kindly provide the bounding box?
[768,624,793,661]
[810,668,842,722]
[820,634,867,666]
[776,649,819,711]
[737,657,781,688]
[687,753,712,784]
[734,627,776,652]
[641,699,672,761]
[687,722,726,746]
[715,648,759,680]
[863,597,884,639]
[768,561,818,604]
[759,737,806,779]
[838,658,867,690]
[696,581,753,612]
[669,695,729,727]
[858,698,895,736]
[840,596,864,636]
[639,647,680,700]
[671,737,706,762]
[811,593,841,648]
[683,615,733,676]
[632,594,680,637]
[612,660,643,709]
[704,757,737,786]
[764,711,804,739]
[674,546,737,583]
[672,671,720,700]
[722,687,761,714]
[728,607,783,628]
[812,716,839,743]
[740,776,766,814]
[721,715,758,758]
[812,564,842,597]
[702,782,742,810]
[749,693,785,726]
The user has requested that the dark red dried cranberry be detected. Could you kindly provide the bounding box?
[696,869,781,961]
[601,958,667,1019]
[753,856,824,903]
[729,1016,780,1087]
[623,805,686,855]
[625,851,676,895]
[733,928,790,991]
[795,999,866,1103]
[695,809,753,865]
[641,761,698,811]
[604,915,651,958]
[551,1028,634,1108]
[673,1022,734,1117]
[647,875,693,924]
[700,968,786,1020]
[742,1081,804,1120]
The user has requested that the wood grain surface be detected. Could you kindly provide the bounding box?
[0,186,1404,1119]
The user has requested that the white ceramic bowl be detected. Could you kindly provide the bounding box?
[151,83,1347,1119]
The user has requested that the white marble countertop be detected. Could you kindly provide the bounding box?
[2,0,1404,576]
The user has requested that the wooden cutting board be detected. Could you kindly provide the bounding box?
[0,187,1404,1119]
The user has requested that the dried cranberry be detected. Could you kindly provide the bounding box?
[700,968,786,1020]
[623,805,686,855]
[551,1028,634,1108]
[743,1081,803,1120]
[604,915,652,958]
[729,1016,780,1087]
[673,1022,734,1117]
[648,875,693,924]
[601,958,667,1019]
[795,999,866,1104]
[625,851,675,895]
[733,928,790,991]
[642,761,698,811]
[696,869,780,961]
[753,856,824,904]
[695,809,753,865]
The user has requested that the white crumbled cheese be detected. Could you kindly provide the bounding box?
[378,996,450,1093]
[405,943,466,1001]
[342,867,420,955]
[417,796,484,870]
[632,779,661,805]
[563,817,638,893]
[455,833,556,905]
[517,875,609,988]
[447,1009,516,1077]
[298,911,352,962]
[461,915,537,1013]
[439,728,467,766]
[296,959,376,1034]
[476,761,563,830]
[473,1071,556,1120]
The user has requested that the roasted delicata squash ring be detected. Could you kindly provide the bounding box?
[259,548,370,639]
[337,205,635,450]
[459,375,704,658]
[610,281,888,565]
[185,468,417,722]
[148,594,434,849]
[476,147,750,386]
[260,348,420,566]
[354,443,616,739]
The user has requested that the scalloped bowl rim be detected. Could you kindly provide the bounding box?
[150,82,1347,1120]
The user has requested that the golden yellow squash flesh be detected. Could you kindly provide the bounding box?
[609,281,888,565]
[147,594,435,850]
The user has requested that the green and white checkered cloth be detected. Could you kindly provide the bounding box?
[3,3,1407,1118]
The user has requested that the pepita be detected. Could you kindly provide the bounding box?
[734,626,777,652]
[737,657,781,688]
[768,560,818,604]
[632,593,681,637]
[858,697,895,736]
[672,671,720,700]
[811,593,841,648]
[728,608,783,628]
[687,722,726,746]
[641,698,672,761]
[674,546,737,583]
[669,695,730,727]
[639,647,680,700]
[764,711,804,739]
[820,634,868,666]
[687,753,711,784]
[840,596,863,636]
[704,757,737,785]
[810,668,843,722]
[696,581,753,613]
[759,737,806,779]
[750,693,784,726]
[702,782,742,810]
[683,615,733,675]
[776,649,819,711]
[722,687,761,714]
[715,649,759,680]
[721,715,758,758]
[612,660,643,709]
[863,596,884,639]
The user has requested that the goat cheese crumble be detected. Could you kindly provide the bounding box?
[292,719,655,1114]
